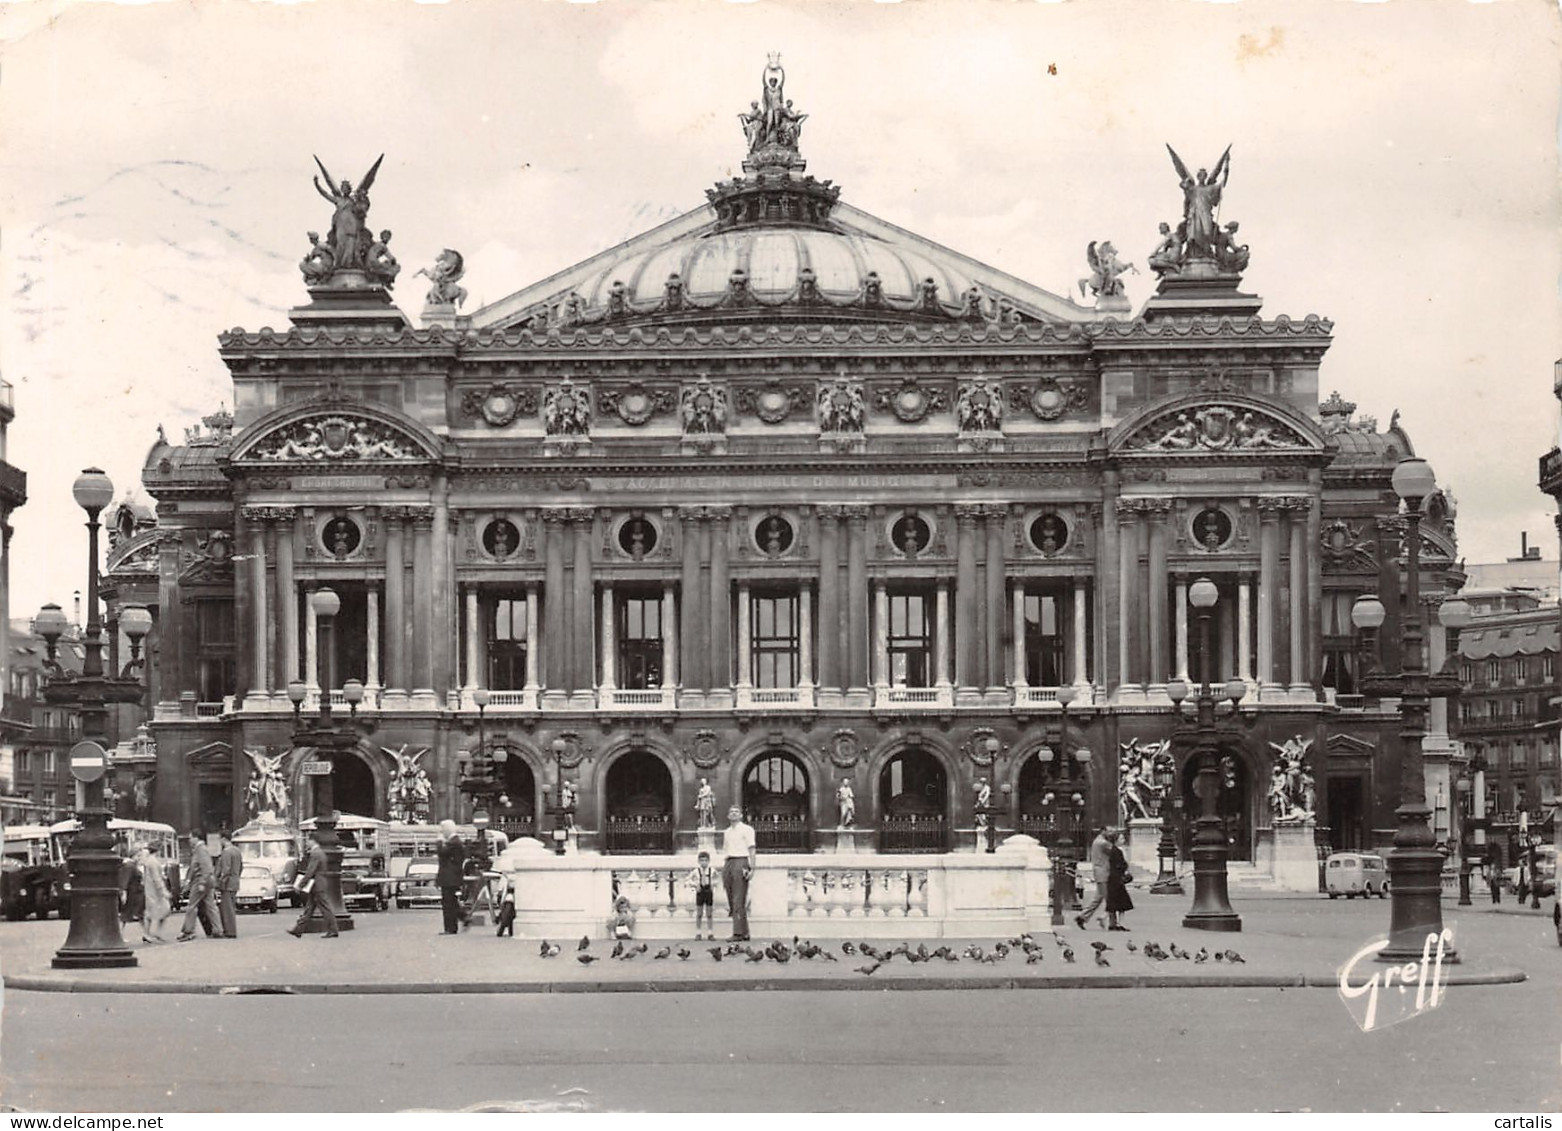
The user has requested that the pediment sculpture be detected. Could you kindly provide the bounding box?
[1125,405,1307,453]
[248,415,420,462]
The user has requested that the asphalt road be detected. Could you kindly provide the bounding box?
[3,900,1558,1112]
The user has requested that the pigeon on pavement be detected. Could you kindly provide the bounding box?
[1222,949,1245,964]
[1062,947,1076,963]
[1125,940,1137,953]
[841,941,856,956]
[539,940,552,957]
[1193,948,1209,964]
[542,943,561,958]
[611,940,625,958]
[855,962,882,976]
[676,947,691,960]
[1090,941,1112,953]
[654,947,672,960]
[577,953,599,965]
[708,947,723,962]
[1094,951,1110,967]
[578,936,591,952]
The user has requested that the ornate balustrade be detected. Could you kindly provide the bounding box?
[499,839,1053,940]
[735,686,816,711]
[875,685,954,710]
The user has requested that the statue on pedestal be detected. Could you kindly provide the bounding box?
[696,778,716,829]
[417,249,468,308]
[305,154,384,285]
[1267,736,1317,824]
[1166,144,1231,260]
[1078,240,1137,299]
[974,777,992,829]
[836,779,855,828]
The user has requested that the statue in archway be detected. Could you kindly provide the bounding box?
[386,744,431,824]
[695,778,716,829]
[244,748,289,818]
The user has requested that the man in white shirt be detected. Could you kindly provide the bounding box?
[721,805,757,941]
[1075,827,1115,930]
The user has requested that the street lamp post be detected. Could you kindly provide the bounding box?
[458,688,497,864]
[1045,684,1085,924]
[287,588,356,934]
[1150,750,1183,895]
[1352,457,1463,961]
[1457,747,1487,908]
[546,737,573,856]
[976,736,1010,853]
[43,469,148,969]
[1174,576,1242,933]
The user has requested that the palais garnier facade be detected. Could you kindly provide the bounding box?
[105,61,1462,862]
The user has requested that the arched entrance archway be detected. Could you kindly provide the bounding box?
[742,752,811,852]
[603,750,674,854]
[301,751,377,820]
[496,749,537,841]
[1016,750,1089,852]
[1181,750,1252,862]
[878,747,949,853]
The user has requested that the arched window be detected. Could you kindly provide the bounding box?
[743,753,810,852]
[604,751,674,854]
[878,748,948,853]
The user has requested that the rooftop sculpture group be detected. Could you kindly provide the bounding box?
[1149,145,1249,278]
[300,155,401,289]
[739,53,809,163]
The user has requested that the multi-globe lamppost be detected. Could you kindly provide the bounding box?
[1166,576,1243,933]
[1350,456,1467,961]
[284,587,364,933]
[38,469,151,969]
[459,688,509,867]
[1044,684,1087,926]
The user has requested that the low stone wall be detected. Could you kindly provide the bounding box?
[496,835,1056,940]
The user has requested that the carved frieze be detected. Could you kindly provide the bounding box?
[460,384,537,428]
[599,382,676,426]
[1124,404,1308,453]
[543,379,592,436]
[733,380,810,424]
[870,377,950,423]
[955,378,1004,433]
[248,415,421,462]
[817,375,866,434]
[1008,376,1089,421]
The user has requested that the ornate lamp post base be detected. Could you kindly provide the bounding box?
[295,816,355,934]
[52,810,136,969]
[1182,813,1241,933]
[1378,826,1457,963]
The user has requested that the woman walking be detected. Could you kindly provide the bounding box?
[135,846,173,943]
[1105,829,1134,932]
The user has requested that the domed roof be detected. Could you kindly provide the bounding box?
[472,59,1094,332]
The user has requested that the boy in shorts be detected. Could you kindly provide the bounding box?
[691,851,716,940]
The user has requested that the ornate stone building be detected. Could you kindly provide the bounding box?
[113,64,1461,868]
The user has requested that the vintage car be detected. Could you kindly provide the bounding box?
[236,862,279,914]
[395,858,441,909]
[2,824,66,920]
[1325,851,1389,899]
[1508,845,1557,901]
[48,818,181,918]
[300,814,392,913]
[234,814,300,906]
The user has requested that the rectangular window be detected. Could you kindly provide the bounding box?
[751,590,800,689]
[41,750,54,774]
[14,749,28,774]
[1487,660,1501,686]
[1513,658,1527,686]
[1322,644,1356,696]
[1540,743,1557,767]
[1023,592,1066,687]
[196,657,236,702]
[616,591,663,690]
[1460,661,1475,685]
[197,600,235,646]
[194,598,237,700]
[1513,743,1529,769]
[888,589,934,688]
[487,597,528,691]
[1545,655,1556,682]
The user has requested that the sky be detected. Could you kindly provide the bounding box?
[0,0,1559,619]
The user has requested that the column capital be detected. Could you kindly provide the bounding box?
[842,505,871,523]
[1279,495,1313,514]
[381,505,410,525]
[407,506,437,531]
[1257,496,1287,519]
[1114,497,1143,519]
[566,506,595,526]
[541,507,572,525]
[241,505,296,524]
[954,503,984,524]
[706,505,733,522]
[677,505,707,522]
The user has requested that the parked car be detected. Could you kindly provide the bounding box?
[2,825,66,920]
[236,863,279,914]
[234,815,301,906]
[48,818,181,919]
[395,859,441,909]
[1326,852,1389,899]
[300,814,392,913]
[1506,845,1557,901]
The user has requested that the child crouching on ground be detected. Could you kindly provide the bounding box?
[607,894,636,940]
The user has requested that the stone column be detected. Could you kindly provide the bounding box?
[431,494,452,703]
[304,586,319,693]
[1258,499,1282,695]
[935,582,952,689]
[465,588,480,691]
[1306,471,1324,699]
[232,508,251,701]
[660,583,677,690]
[1174,575,1190,681]
[383,509,407,697]
[1099,486,1120,699]
[679,508,707,692]
[263,516,278,694]
[1147,500,1169,689]
[872,582,889,689]
[242,508,270,697]
[709,508,731,695]
[1287,499,1309,696]
[955,505,981,694]
[411,507,436,698]
[1238,574,1254,686]
[276,509,298,687]
[735,582,752,689]
[984,508,1006,691]
[156,533,182,708]
[570,509,595,696]
[798,584,814,689]
[1011,580,1029,691]
[542,510,568,695]
[816,507,841,693]
[845,506,869,695]
[1116,500,1139,692]
[524,584,541,692]
[1072,578,1090,688]
[366,588,380,692]
[599,582,616,692]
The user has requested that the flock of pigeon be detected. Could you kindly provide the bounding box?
[542,932,1245,975]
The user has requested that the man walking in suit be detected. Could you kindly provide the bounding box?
[214,830,243,939]
[1075,827,1116,930]
[286,829,339,938]
[176,830,221,942]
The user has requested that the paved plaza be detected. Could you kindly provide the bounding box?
[2,895,1556,1111]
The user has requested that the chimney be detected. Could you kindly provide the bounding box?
[73,590,81,630]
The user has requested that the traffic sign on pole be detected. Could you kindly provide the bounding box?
[68,741,108,784]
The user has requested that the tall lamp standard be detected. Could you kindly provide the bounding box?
[1352,457,1464,961]
[458,688,501,862]
[41,469,148,969]
[284,588,358,933]
[1173,576,1243,933]
[545,737,573,856]
[1045,684,1085,924]
[1456,747,1487,908]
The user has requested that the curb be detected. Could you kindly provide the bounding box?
[3,967,1526,995]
